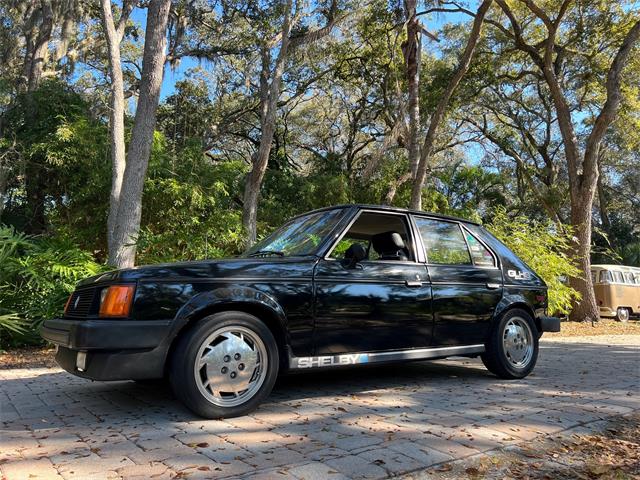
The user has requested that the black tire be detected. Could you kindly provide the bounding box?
[169,311,279,419]
[481,308,539,379]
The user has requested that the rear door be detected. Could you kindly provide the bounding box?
[412,216,503,346]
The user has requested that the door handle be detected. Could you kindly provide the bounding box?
[486,283,501,289]
[405,280,423,287]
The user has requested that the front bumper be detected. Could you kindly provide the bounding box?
[539,315,561,333]
[598,307,616,317]
[41,318,172,380]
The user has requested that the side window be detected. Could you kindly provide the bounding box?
[415,218,472,265]
[463,230,496,267]
[332,238,377,260]
[600,270,612,283]
[612,271,624,283]
[329,212,412,262]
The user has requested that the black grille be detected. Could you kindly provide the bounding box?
[64,288,96,318]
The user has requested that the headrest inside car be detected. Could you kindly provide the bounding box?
[371,231,405,254]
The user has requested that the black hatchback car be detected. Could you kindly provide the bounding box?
[42,205,560,418]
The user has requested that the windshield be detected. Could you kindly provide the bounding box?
[244,209,345,257]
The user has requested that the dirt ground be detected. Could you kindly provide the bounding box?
[545,319,640,338]
[0,345,57,369]
[407,413,640,480]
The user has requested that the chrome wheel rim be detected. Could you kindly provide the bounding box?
[194,326,268,407]
[502,317,534,369]
[617,308,630,322]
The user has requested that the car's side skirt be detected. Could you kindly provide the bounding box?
[289,344,485,369]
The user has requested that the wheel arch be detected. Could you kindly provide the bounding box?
[165,288,290,374]
[493,298,539,333]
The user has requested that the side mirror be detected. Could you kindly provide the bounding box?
[343,243,366,268]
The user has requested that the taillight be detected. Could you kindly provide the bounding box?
[99,285,135,318]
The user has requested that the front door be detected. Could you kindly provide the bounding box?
[413,216,503,346]
[312,211,433,354]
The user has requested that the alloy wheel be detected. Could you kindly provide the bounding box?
[194,326,268,407]
[502,317,534,369]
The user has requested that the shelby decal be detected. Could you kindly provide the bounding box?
[295,353,369,369]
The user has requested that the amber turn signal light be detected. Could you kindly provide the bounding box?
[99,285,135,317]
[64,294,73,314]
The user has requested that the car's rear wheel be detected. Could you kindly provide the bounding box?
[169,311,279,418]
[481,308,539,379]
[615,307,630,323]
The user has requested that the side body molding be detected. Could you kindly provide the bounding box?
[169,286,289,342]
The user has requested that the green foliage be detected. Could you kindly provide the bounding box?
[486,208,581,316]
[0,311,27,350]
[1,80,110,238]
[1,1,637,341]
[134,131,248,263]
[0,225,104,348]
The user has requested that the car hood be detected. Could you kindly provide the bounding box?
[76,256,319,287]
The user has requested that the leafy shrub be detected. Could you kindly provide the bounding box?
[486,208,581,316]
[0,313,27,349]
[0,226,104,347]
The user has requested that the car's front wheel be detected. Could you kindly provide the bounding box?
[169,311,279,418]
[481,309,539,379]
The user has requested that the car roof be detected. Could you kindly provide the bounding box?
[295,204,480,226]
[591,264,640,273]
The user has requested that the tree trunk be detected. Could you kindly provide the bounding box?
[384,171,412,205]
[409,0,492,210]
[101,0,128,263]
[24,172,46,233]
[22,1,54,92]
[110,0,171,268]
[402,0,421,178]
[0,161,8,221]
[568,195,598,323]
[562,21,638,322]
[494,2,639,322]
[242,0,293,247]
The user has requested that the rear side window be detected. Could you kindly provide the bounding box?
[600,270,612,283]
[416,218,471,265]
[463,230,496,267]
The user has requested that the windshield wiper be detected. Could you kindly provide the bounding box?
[248,250,285,257]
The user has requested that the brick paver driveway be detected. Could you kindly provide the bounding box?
[1,336,639,480]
